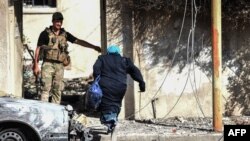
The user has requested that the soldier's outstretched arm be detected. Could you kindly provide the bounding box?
[74,39,101,52]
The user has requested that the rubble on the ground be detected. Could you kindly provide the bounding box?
[23,63,93,95]
[87,116,250,137]
[23,64,93,112]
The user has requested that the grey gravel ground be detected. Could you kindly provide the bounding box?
[87,116,250,136]
[84,116,249,141]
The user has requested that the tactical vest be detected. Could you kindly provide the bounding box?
[43,27,70,65]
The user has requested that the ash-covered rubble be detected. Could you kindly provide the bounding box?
[62,76,93,96]
[96,116,250,136]
[23,64,38,99]
[23,67,93,97]
[61,76,94,112]
[23,64,93,112]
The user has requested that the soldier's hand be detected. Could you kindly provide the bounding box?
[94,46,102,53]
[33,64,40,76]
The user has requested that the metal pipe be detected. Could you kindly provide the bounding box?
[211,0,222,132]
[151,98,158,119]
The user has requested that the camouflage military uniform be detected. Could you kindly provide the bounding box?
[41,62,64,104]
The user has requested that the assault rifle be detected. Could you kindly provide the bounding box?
[24,44,41,98]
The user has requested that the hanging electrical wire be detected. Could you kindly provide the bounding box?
[190,0,206,118]
[125,0,189,120]
[160,25,193,120]
[123,0,216,120]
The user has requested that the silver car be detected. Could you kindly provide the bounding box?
[0,97,92,141]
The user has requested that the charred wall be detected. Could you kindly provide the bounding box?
[106,0,250,118]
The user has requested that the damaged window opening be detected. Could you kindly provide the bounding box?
[23,0,56,8]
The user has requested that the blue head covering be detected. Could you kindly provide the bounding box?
[107,45,120,54]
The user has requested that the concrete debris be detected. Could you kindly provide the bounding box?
[23,64,92,97]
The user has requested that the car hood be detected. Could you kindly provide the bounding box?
[0,97,66,114]
[0,97,69,139]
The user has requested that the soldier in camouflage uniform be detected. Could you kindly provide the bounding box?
[33,12,101,104]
